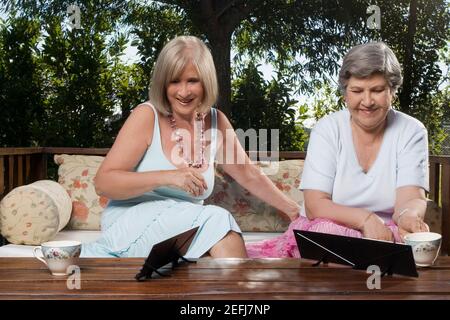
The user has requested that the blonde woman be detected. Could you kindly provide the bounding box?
[82,36,300,258]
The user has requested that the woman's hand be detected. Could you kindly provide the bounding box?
[283,204,301,221]
[394,187,428,241]
[168,167,208,197]
[361,213,394,242]
[397,211,429,242]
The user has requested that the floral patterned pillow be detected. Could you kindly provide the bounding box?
[54,154,108,230]
[0,180,72,244]
[205,160,304,232]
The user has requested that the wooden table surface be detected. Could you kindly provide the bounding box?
[0,257,450,300]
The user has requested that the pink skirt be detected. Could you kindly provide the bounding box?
[245,216,402,258]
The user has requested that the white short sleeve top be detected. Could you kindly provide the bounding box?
[299,108,429,218]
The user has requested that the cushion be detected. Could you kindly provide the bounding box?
[0,180,72,245]
[205,160,304,232]
[54,154,108,230]
[53,154,303,232]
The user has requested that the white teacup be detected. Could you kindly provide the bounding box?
[404,232,442,267]
[33,240,81,276]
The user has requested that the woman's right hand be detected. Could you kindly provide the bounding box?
[168,167,208,197]
[361,213,394,242]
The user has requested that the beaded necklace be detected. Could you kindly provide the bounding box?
[168,112,206,168]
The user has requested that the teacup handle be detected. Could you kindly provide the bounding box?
[33,246,48,266]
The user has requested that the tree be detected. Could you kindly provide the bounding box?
[1,0,448,152]
[0,16,43,146]
[231,61,305,151]
[107,32,147,133]
[35,6,115,147]
[368,0,449,151]
[127,0,372,117]
[1,0,131,147]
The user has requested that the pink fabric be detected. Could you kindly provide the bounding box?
[246,216,403,258]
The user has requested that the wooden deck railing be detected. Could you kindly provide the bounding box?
[429,155,450,255]
[0,147,449,254]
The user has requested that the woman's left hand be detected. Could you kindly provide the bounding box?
[398,212,429,242]
[398,212,429,233]
[285,210,300,222]
[283,204,301,221]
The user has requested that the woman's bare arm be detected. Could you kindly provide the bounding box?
[217,111,300,220]
[94,105,171,200]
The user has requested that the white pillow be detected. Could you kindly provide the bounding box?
[0,180,72,245]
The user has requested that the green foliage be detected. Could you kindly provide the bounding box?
[294,82,345,148]
[126,1,198,86]
[230,62,305,151]
[0,0,448,154]
[367,0,450,152]
[107,62,147,134]
[36,7,117,147]
[309,83,345,122]
[0,16,43,146]
[233,0,449,153]
[419,87,449,154]
[0,0,138,148]
[233,0,372,95]
[265,78,307,151]
[109,1,198,134]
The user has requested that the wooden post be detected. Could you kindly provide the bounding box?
[17,155,23,187]
[0,156,4,199]
[429,162,440,204]
[442,163,450,255]
[25,155,31,185]
[30,153,48,182]
[8,156,14,192]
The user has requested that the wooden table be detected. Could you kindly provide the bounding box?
[0,257,450,300]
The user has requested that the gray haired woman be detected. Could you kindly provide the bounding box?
[246,42,430,258]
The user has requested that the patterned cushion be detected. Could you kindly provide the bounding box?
[54,154,108,230]
[205,160,304,232]
[0,180,72,244]
[51,154,440,235]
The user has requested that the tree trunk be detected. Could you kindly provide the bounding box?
[399,0,418,113]
[176,0,256,118]
[208,34,232,117]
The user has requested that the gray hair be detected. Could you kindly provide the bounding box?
[338,42,403,95]
[149,36,218,116]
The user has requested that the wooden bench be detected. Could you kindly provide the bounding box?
[0,147,449,255]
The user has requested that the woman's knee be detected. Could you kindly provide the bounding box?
[210,230,247,258]
[223,230,243,241]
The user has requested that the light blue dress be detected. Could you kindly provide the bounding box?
[81,103,241,258]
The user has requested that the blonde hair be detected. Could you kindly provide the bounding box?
[148,36,218,115]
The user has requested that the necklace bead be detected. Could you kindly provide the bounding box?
[168,112,206,168]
